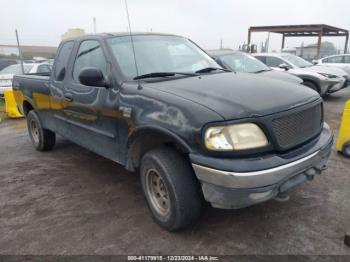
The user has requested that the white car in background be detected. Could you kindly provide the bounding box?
[0,63,51,95]
[254,53,349,96]
[315,54,350,74]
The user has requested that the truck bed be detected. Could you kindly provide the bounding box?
[12,74,52,116]
[13,74,50,94]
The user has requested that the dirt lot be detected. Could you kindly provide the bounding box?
[0,98,5,122]
[0,88,350,256]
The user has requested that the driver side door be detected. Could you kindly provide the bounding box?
[63,39,121,162]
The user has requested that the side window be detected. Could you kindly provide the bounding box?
[37,64,51,73]
[73,40,107,81]
[345,56,350,63]
[327,56,344,63]
[322,58,328,63]
[266,56,284,67]
[255,56,266,64]
[54,41,74,81]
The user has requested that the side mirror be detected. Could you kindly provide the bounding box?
[278,63,290,71]
[78,67,107,87]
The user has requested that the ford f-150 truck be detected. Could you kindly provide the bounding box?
[13,33,333,231]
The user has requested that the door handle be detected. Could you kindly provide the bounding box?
[64,93,73,102]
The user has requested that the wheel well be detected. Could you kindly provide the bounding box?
[126,130,190,172]
[302,79,320,93]
[23,101,34,116]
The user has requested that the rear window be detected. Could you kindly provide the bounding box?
[255,56,266,64]
[54,41,74,81]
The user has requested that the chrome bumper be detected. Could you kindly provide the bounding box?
[192,128,333,190]
[192,149,328,189]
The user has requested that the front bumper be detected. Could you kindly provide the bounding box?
[323,77,346,94]
[345,76,350,88]
[190,124,333,209]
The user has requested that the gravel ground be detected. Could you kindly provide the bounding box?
[0,97,5,122]
[0,88,350,256]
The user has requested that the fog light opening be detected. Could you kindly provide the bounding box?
[249,190,273,200]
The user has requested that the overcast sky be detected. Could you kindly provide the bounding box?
[1,0,349,51]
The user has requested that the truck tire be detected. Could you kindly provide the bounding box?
[27,110,56,151]
[140,147,203,231]
[342,142,350,158]
[303,81,321,94]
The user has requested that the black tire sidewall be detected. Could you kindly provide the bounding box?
[342,143,350,158]
[27,111,45,151]
[140,154,178,228]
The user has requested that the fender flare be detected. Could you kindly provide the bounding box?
[298,74,321,92]
[22,97,36,115]
[125,125,193,171]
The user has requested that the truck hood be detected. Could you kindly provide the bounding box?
[144,72,320,120]
[305,65,349,77]
[258,70,303,84]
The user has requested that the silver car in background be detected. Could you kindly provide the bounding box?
[254,53,349,96]
[208,50,303,85]
[315,54,350,74]
[0,63,51,95]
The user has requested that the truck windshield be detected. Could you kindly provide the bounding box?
[107,35,220,80]
[218,52,271,73]
[280,54,313,68]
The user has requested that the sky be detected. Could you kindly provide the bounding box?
[1,0,349,52]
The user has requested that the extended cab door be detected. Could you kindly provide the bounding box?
[49,41,75,136]
[61,39,121,162]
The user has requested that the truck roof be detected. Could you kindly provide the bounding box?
[61,32,184,43]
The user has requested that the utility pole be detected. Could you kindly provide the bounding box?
[15,29,24,74]
[220,39,223,50]
[93,17,97,34]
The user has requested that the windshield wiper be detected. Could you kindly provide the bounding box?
[133,72,197,80]
[254,69,272,73]
[195,67,231,74]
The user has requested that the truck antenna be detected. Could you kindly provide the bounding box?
[15,29,25,74]
[124,0,140,82]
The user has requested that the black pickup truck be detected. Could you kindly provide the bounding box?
[13,33,333,231]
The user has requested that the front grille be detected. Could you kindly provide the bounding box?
[272,104,323,150]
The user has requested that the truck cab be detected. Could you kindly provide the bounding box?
[13,33,333,231]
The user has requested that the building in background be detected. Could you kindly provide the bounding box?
[295,41,337,61]
[61,28,86,40]
[0,45,57,59]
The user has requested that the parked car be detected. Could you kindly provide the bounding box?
[254,53,349,96]
[0,63,51,94]
[13,33,333,231]
[315,54,350,74]
[0,59,18,71]
[208,50,303,84]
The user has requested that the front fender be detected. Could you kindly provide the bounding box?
[124,125,193,171]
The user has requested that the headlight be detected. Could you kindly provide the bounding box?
[318,72,337,79]
[204,123,268,151]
